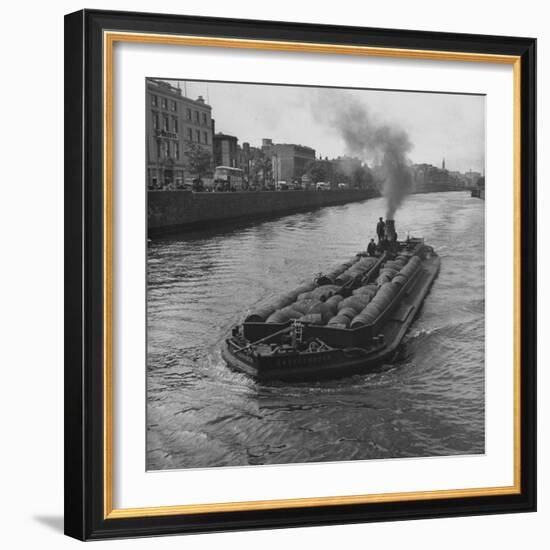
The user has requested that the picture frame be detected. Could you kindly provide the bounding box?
[64,9,536,540]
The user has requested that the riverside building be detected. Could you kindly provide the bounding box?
[213,133,239,168]
[146,79,214,189]
[261,139,316,184]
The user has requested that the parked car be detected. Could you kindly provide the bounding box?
[276,180,289,191]
[192,178,205,192]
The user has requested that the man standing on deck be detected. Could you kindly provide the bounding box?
[367,238,377,257]
[376,217,386,243]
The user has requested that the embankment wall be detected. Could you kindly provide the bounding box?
[148,189,377,232]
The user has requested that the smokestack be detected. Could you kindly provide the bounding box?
[385,219,396,241]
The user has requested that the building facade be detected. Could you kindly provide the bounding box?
[274,144,316,183]
[463,169,483,186]
[259,140,316,183]
[413,163,463,193]
[213,133,239,168]
[146,79,214,189]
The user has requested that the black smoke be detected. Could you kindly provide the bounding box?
[313,91,413,218]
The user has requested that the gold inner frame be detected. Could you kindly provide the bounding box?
[103,30,522,519]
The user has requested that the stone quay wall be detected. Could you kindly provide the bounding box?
[148,189,377,232]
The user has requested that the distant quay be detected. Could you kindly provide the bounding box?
[470,187,485,200]
[148,189,377,234]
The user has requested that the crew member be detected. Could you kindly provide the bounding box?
[376,217,386,243]
[367,238,377,257]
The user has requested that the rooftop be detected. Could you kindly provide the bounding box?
[214,133,238,140]
[272,143,316,153]
[147,79,212,108]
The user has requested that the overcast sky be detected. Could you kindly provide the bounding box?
[165,79,485,174]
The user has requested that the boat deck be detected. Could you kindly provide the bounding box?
[222,254,440,382]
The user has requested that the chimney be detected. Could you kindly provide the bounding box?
[385,219,396,241]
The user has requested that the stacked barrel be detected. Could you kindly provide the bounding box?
[350,255,421,328]
[326,286,377,328]
[264,285,342,324]
[334,257,377,285]
[244,280,318,323]
[244,253,422,329]
[244,256,362,323]
[316,256,364,285]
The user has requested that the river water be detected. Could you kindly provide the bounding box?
[147,191,485,470]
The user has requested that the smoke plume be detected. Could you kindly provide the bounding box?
[313,91,413,218]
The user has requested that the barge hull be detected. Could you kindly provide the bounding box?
[223,255,440,382]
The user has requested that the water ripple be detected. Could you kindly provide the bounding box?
[147,191,485,470]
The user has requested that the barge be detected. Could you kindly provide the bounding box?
[222,219,440,382]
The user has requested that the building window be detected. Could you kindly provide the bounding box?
[166,142,171,158]
[186,107,191,120]
[161,97,167,109]
[171,100,177,112]
[151,94,158,107]
[202,112,207,125]
[163,115,169,132]
[175,142,180,160]
[187,128,193,141]
[194,111,199,123]
[152,111,159,129]
[156,141,162,159]
[203,131,208,144]
[196,129,200,142]
[173,117,178,133]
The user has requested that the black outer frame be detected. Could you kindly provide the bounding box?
[64,9,537,541]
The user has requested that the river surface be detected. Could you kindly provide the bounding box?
[147,191,485,470]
